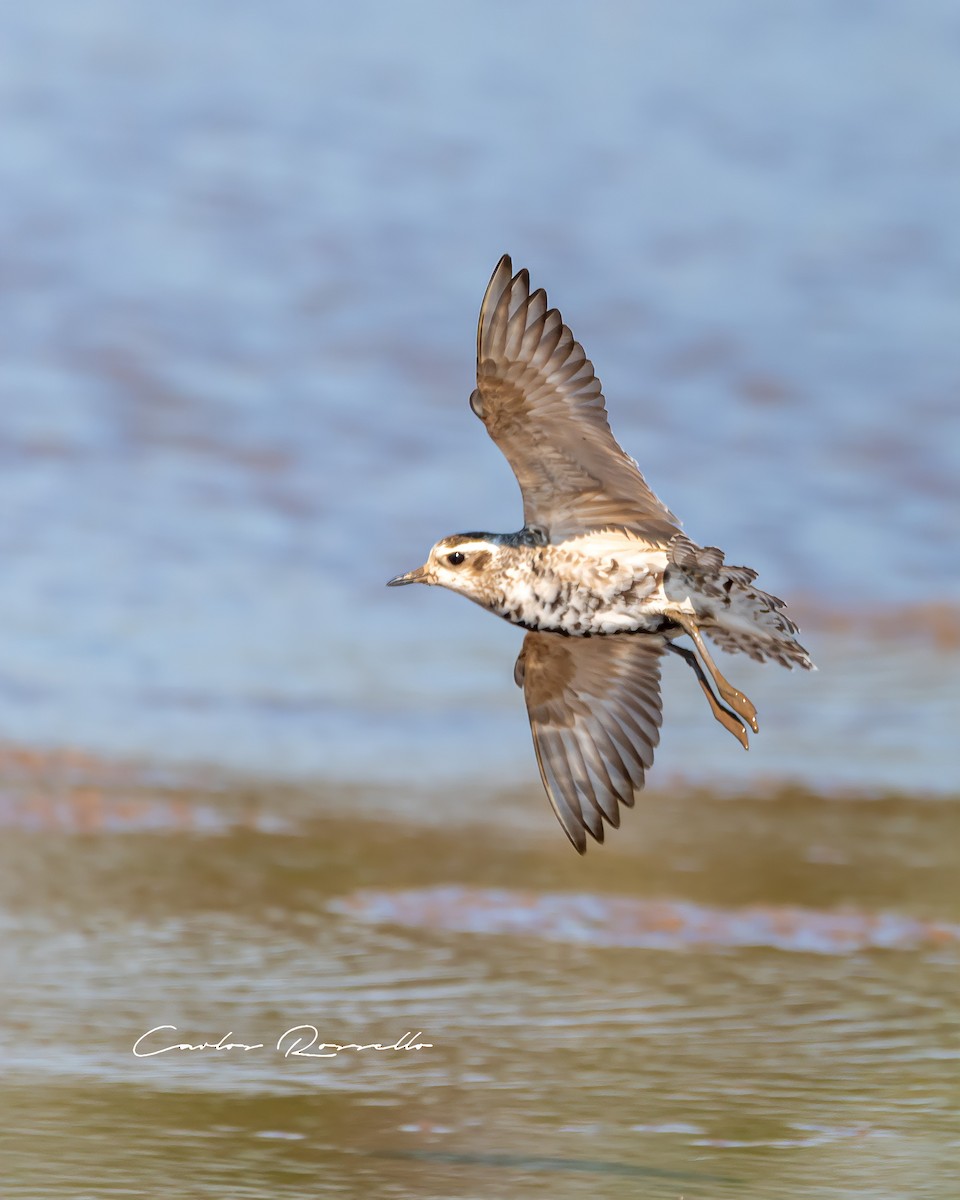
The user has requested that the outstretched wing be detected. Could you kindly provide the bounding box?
[470,254,680,543]
[515,631,665,853]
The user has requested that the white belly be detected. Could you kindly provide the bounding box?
[496,540,669,635]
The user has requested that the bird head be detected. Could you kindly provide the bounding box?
[387,534,501,601]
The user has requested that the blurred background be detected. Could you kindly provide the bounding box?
[1,2,958,1198]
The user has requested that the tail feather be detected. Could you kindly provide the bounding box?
[707,624,814,670]
[666,534,814,671]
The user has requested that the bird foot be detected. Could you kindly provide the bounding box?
[715,706,751,751]
[720,687,759,734]
[667,640,753,750]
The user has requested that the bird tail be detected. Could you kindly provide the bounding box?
[667,535,814,670]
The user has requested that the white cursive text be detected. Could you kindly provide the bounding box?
[277,1026,432,1058]
[133,1026,264,1057]
[132,1025,433,1059]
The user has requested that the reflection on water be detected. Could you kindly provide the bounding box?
[332,885,960,953]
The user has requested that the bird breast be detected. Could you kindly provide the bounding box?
[491,542,666,635]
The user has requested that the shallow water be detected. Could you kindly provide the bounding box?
[2,2,960,1197]
[2,765,959,1198]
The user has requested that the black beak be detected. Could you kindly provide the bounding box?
[386,565,429,586]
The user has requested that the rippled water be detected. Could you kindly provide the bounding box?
[3,764,959,1198]
[2,1,959,1196]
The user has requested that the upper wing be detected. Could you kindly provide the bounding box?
[515,631,665,853]
[470,255,681,542]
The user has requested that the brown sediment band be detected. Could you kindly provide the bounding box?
[0,742,286,834]
[788,599,960,650]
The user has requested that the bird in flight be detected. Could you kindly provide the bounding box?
[388,255,813,853]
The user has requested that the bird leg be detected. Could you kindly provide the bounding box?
[667,643,750,750]
[674,616,759,733]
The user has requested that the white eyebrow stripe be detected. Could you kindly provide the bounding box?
[441,541,492,555]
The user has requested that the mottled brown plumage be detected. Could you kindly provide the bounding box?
[388,255,813,853]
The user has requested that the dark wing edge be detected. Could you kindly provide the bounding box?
[470,254,681,542]
[515,631,665,853]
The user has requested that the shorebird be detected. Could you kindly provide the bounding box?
[388,255,813,853]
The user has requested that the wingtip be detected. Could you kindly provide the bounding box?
[488,253,513,292]
[569,830,588,856]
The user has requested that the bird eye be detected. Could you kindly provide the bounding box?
[447,551,465,566]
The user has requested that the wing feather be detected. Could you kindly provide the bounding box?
[580,717,636,801]
[535,728,601,843]
[557,725,613,831]
[516,631,665,853]
[472,255,681,542]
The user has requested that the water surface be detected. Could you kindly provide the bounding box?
[3,759,959,1198]
[2,2,959,1197]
